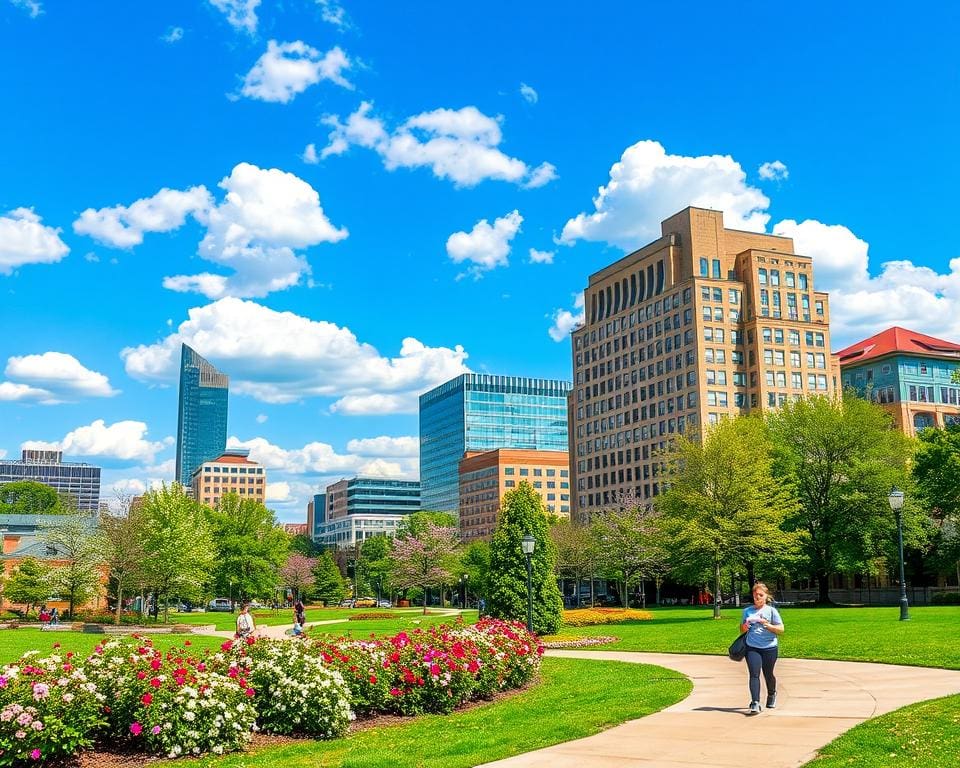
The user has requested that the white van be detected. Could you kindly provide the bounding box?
[207,598,232,612]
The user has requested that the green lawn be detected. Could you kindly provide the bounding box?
[166,607,470,632]
[190,657,691,768]
[557,605,960,668]
[0,629,226,665]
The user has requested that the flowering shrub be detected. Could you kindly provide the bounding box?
[347,612,396,621]
[311,618,541,716]
[225,638,352,738]
[83,638,256,758]
[0,649,104,766]
[562,608,653,626]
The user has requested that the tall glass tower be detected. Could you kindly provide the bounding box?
[419,374,571,514]
[175,344,229,487]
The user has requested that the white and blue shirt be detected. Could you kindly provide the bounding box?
[741,604,783,649]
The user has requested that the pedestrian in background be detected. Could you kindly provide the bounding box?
[740,582,784,714]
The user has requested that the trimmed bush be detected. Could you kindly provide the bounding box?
[932,592,960,606]
[562,608,654,626]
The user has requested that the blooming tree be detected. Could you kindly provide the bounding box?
[391,523,459,614]
[280,553,317,600]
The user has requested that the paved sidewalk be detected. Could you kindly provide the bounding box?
[479,650,960,768]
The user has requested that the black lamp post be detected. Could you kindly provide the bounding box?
[460,573,469,610]
[888,487,910,621]
[521,533,536,633]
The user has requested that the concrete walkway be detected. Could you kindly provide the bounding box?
[478,650,960,768]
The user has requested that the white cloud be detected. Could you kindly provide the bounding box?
[519,82,538,104]
[266,481,292,502]
[548,292,585,342]
[0,208,70,275]
[771,219,960,347]
[559,139,769,250]
[84,252,99,263]
[72,186,212,248]
[161,26,184,43]
[210,0,260,34]
[302,143,319,164]
[358,458,407,477]
[446,210,522,279]
[321,101,556,188]
[121,297,470,412]
[529,248,555,265]
[759,160,789,181]
[227,436,360,474]
[2,352,118,402]
[345,435,418,457]
[10,0,42,18]
[240,41,352,104]
[23,419,171,464]
[256,413,268,423]
[316,0,349,28]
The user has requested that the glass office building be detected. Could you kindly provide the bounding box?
[317,477,421,549]
[0,449,101,511]
[419,374,571,514]
[175,344,229,487]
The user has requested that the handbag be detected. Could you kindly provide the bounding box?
[728,631,749,661]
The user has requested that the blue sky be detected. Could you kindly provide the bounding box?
[2,0,958,521]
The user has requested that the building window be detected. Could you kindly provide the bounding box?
[712,259,721,278]
[700,258,709,277]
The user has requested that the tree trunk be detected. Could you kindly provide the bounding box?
[422,584,428,615]
[622,577,628,608]
[713,559,722,619]
[817,571,832,604]
[115,578,124,625]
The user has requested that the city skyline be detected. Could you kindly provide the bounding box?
[1,2,958,521]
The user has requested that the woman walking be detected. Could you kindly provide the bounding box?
[740,582,784,714]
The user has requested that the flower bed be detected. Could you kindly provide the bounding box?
[539,635,620,649]
[0,620,541,764]
[347,612,396,621]
[562,608,653,626]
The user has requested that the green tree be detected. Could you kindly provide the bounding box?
[550,519,600,607]
[914,423,960,584]
[488,482,564,634]
[391,523,459,614]
[658,416,802,617]
[358,535,393,599]
[0,481,62,515]
[205,494,289,603]
[289,533,321,557]
[396,511,457,538]
[4,557,53,615]
[592,491,670,609]
[767,395,918,603]
[460,540,491,607]
[140,484,217,622]
[42,505,105,619]
[311,550,347,606]
[100,496,148,624]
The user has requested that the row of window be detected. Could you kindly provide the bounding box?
[757,267,809,289]
[202,465,264,474]
[502,467,568,477]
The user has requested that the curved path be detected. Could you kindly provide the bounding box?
[478,650,960,768]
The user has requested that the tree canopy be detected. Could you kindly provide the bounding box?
[0,481,63,515]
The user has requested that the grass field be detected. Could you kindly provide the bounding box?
[0,629,226,665]
[190,657,691,768]
[166,607,474,632]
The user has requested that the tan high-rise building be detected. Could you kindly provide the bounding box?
[190,448,266,508]
[459,449,570,542]
[569,207,839,518]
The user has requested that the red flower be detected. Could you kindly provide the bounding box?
[136,671,147,680]
[184,640,192,646]
[52,642,61,649]
[141,693,153,706]
[150,658,161,671]
[245,687,255,697]
[245,635,255,645]
[221,641,233,652]
[369,675,377,684]
[389,687,401,696]
[149,678,161,688]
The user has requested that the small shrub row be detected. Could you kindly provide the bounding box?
[931,592,960,606]
[348,612,396,621]
[562,608,654,626]
[539,634,619,648]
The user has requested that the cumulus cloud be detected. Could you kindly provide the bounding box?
[759,160,789,181]
[316,0,350,29]
[10,0,42,17]
[72,186,212,248]
[446,210,522,279]
[519,83,538,103]
[23,419,172,464]
[256,413,268,423]
[320,101,557,188]
[161,26,184,43]
[121,297,470,412]
[548,292,585,342]
[210,0,260,34]
[74,164,347,299]
[240,41,352,104]
[529,248,555,265]
[266,481,292,502]
[1,352,118,403]
[0,208,70,275]
[559,139,769,250]
[345,435,418,457]
[772,219,960,347]
[302,143,319,164]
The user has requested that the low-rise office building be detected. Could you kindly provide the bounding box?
[316,477,420,549]
[190,449,266,507]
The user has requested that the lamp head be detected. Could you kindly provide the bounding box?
[521,533,536,555]
[888,487,905,511]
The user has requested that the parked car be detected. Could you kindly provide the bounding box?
[338,598,355,608]
[207,598,233,612]
[376,599,392,608]
[248,600,264,609]
[353,596,377,608]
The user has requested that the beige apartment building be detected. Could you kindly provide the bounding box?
[459,449,570,542]
[569,207,839,518]
[190,448,266,507]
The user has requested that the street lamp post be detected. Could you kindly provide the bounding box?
[888,487,910,621]
[460,573,469,610]
[521,534,536,633]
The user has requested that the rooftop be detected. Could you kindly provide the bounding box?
[836,326,960,366]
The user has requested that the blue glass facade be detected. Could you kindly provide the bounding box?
[419,374,571,513]
[175,345,229,487]
[310,493,326,542]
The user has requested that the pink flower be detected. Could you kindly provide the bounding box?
[31,683,49,700]
[151,725,161,735]
[130,721,143,736]
[141,693,153,706]
[221,641,233,652]
[245,687,255,697]
[30,749,42,760]
[389,687,401,696]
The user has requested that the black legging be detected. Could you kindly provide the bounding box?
[745,645,778,703]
